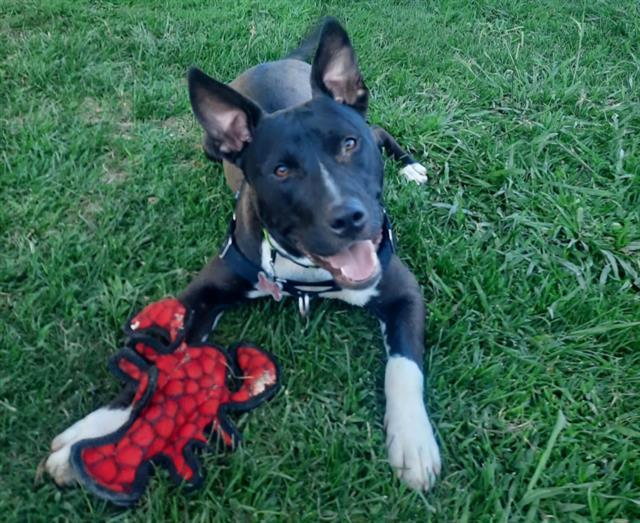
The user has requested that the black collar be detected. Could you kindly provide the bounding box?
[219,209,395,315]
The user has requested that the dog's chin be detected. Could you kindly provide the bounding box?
[306,233,382,289]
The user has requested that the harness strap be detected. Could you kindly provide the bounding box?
[219,210,396,314]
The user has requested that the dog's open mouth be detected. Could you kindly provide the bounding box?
[309,234,382,288]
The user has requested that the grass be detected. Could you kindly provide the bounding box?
[1,0,639,520]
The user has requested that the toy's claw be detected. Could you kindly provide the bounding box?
[230,346,279,404]
[125,298,187,349]
[210,419,237,448]
[114,354,145,382]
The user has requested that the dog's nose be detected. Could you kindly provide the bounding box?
[329,198,368,236]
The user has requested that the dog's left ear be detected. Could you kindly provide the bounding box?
[310,18,369,116]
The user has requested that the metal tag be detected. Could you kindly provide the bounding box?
[297,293,310,317]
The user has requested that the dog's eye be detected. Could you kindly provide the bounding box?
[343,137,357,153]
[274,164,289,178]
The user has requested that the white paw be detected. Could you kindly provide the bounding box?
[45,406,131,486]
[385,400,441,491]
[399,162,428,184]
[45,441,76,486]
[384,357,441,492]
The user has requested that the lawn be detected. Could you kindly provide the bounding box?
[1,0,639,521]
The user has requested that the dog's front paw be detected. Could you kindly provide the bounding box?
[385,401,441,492]
[399,162,428,184]
[384,357,442,491]
[45,426,80,486]
[45,406,131,486]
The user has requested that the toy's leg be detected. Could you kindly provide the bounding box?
[230,346,279,403]
[367,256,441,492]
[45,384,136,486]
[211,345,279,447]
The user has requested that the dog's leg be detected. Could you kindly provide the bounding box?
[178,256,253,342]
[371,125,428,184]
[45,384,135,486]
[368,256,441,491]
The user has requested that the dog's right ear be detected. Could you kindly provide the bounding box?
[188,67,262,163]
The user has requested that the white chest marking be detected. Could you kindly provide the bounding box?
[245,238,379,307]
[321,281,379,307]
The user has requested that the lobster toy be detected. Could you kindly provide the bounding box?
[69,298,280,506]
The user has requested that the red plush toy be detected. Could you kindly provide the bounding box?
[68,298,280,506]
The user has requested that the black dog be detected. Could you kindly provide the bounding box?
[46,18,440,492]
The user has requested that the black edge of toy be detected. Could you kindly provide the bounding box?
[69,361,159,506]
[122,299,194,355]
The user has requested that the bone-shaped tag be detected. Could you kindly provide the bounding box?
[257,272,283,302]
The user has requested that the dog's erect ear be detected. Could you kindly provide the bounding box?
[188,67,262,162]
[310,18,369,116]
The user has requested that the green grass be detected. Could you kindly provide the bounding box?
[1,0,639,521]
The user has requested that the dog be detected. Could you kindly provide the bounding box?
[45,17,441,493]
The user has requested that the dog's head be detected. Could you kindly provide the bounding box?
[189,19,385,288]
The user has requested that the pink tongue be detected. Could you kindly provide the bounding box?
[325,240,378,281]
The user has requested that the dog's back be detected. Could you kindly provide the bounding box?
[230,59,312,113]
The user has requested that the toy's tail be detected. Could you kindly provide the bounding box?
[285,16,336,62]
